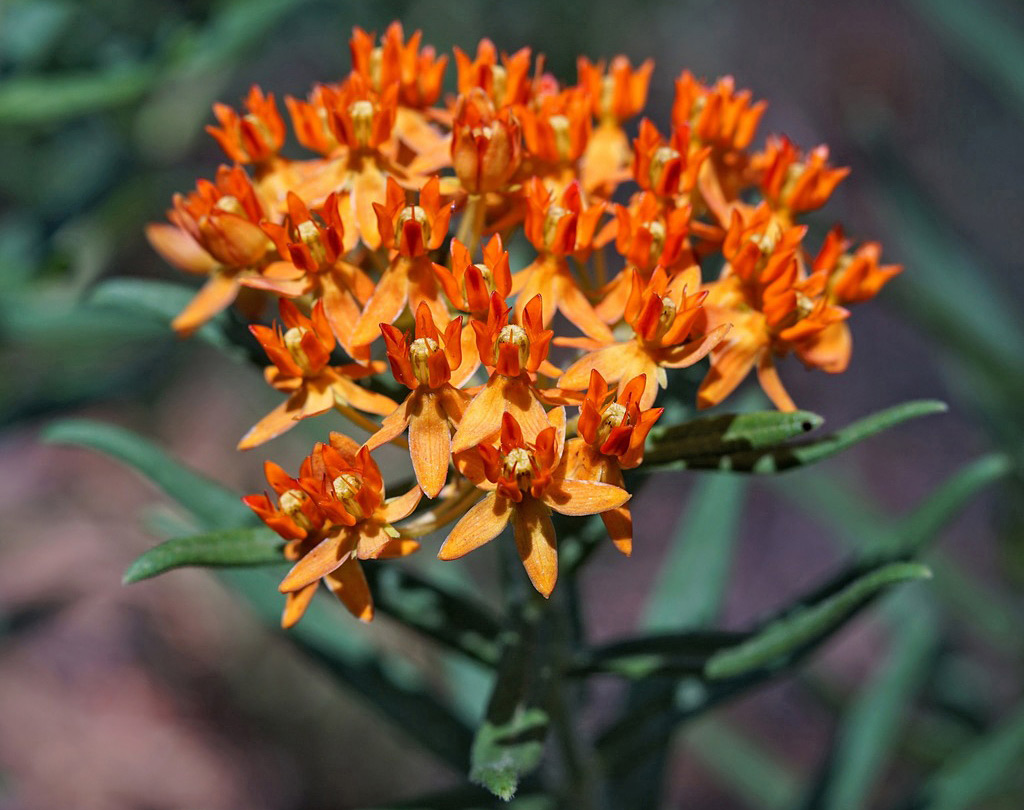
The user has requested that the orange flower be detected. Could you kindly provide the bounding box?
[351,176,453,347]
[206,85,286,165]
[440,410,630,596]
[519,87,592,188]
[239,299,397,449]
[564,370,662,555]
[697,207,849,411]
[513,179,612,341]
[632,119,710,201]
[454,39,535,107]
[451,89,523,195]
[577,56,654,195]
[269,436,421,624]
[366,303,469,498]
[435,234,513,317]
[752,136,849,218]
[451,293,557,454]
[672,72,765,154]
[350,22,447,109]
[147,166,273,335]
[812,226,903,306]
[559,266,728,408]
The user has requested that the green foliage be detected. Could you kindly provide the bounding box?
[643,400,948,473]
[122,526,285,583]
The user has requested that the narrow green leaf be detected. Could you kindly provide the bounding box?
[364,564,503,667]
[571,631,744,679]
[644,400,947,473]
[470,595,549,800]
[686,719,803,810]
[42,419,252,530]
[903,0,1024,123]
[646,409,823,462]
[87,279,244,355]
[122,527,285,584]
[924,700,1024,810]
[705,563,932,680]
[818,595,938,810]
[0,66,157,124]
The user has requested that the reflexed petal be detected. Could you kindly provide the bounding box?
[351,261,409,347]
[237,393,304,450]
[171,274,240,336]
[380,485,423,522]
[558,343,637,390]
[557,272,615,342]
[512,497,558,598]
[146,223,218,275]
[696,333,762,410]
[363,398,412,451]
[281,582,318,628]
[334,376,399,416]
[356,521,397,559]
[409,393,452,498]
[601,506,633,556]
[658,323,731,368]
[279,531,350,592]
[324,557,374,622]
[438,493,511,559]
[376,536,421,558]
[451,375,506,454]
[756,353,797,412]
[542,479,631,516]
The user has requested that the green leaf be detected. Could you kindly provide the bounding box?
[923,700,1024,810]
[643,401,947,473]
[816,595,939,810]
[122,527,285,584]
[0,66,158,125]
[42,419,252,530]
[87,279,245,356]
[903,0,1024,124]
[364,564,503,667]
[470,595,549,801]
[705,562,932,680]
[645,409,823,465]
[571,631,744,679]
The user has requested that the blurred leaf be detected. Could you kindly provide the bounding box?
[470,595,549,801]
[686,719,803,810]
[0,66,158,125]
[921,700,1024,810]
[87,278,245,356]
[904,0,1024,123]
[570,631,744,678]
[42,418,252,529]
[705,562,932,680]
[376,786,555,810]
[643,400,947,473]
[814,596,939,810]
[647,409,823,459]
[122,526,284,584]
[604,474,748,803]
[222,568,474,772]
[364,564,503,667]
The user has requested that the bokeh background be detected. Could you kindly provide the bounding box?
[1,0,1023,807]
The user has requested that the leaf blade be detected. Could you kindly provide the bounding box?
[122,527,285,584]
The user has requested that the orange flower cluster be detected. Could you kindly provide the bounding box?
[148,23,900,624]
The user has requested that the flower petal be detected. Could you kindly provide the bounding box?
[451,375,506,454]
[324,557,374,622]
[601,506,633,556]
[171,274,240,336]
[512,497,558,598]
[756,352,797,412]
[381,485,423,523]
[438,493,511,560]
[281,582,318,628]
[408,392,452,498]
[542,479,631,516]
[237,392,304,450]
[279,530,351,592]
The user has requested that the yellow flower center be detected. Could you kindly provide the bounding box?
[242,113,274,152]
[599,74,616,120]
[279,488,313,531]
[543,205,569,249]
[368,46,384,91]
[348,100,375,147]
[496,323,531,369]
[397,205,430,243]
[548,114,572,161]
[646,219,666,258]
[332,473,365,520]
[283,326,314,374]
[502,447,534,491]
[296,220,327,265]
[596,402,629,445]
[490,64,508,103]
[214,195,246,216]
[654,296,677,340]
[409,336,441,385]
[649,146,680,190]
[750,221,784,256]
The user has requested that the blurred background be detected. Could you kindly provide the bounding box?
[1,0,1022,807]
